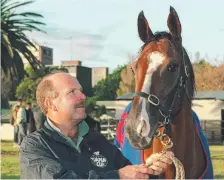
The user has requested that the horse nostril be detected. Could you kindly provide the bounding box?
[137,119,150,137]
[137,120,145,135]
[132,134,139,141]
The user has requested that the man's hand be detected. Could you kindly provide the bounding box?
[146,151,174,176]
[118,165,153,179]
[118,151,174,179]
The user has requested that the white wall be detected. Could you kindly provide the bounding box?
[97,100,130,119]
[192,100,223,120]
[97,100,224,120]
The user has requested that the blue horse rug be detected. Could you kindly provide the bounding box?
[114,102,214,179]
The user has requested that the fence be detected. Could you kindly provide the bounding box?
[100,118,224,145]
[100,119,119,142]
[200,120,224,145]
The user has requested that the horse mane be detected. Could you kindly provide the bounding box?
[139,31,196,101]
[182,47,196,100]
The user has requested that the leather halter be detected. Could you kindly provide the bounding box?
[133,47,190,137]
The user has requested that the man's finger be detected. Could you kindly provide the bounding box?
[153,161,167,169]
[136,172,149,179]
[148,168,160,176]
[150,164,164,174]
[140,167,154,174]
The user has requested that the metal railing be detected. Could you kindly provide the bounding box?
[100,119,224,145]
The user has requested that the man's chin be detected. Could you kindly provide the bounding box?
[80,111,87,119]
[83,113,87,119]
[73,113,87,124]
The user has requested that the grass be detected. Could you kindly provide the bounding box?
[209,146,224,179]
[1,109,10,115]
[1,141,20,179]
[1,140,224,179]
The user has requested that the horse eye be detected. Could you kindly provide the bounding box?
[167,63,178,72]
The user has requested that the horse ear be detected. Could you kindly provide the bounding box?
[138,11,153,43]
[167,6,182,38]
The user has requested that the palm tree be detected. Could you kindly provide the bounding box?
[1,0,45,107]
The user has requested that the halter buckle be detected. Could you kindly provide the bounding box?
[148,94,159,106]
[155,132,173,149]
[161,135,173,149]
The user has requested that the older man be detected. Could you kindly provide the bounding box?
[20,72,173,179]
[16,100,27,145]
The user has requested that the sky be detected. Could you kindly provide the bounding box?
[21,0,224,72]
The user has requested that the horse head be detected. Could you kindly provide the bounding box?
[124,6,195,150]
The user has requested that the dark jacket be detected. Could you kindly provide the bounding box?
[20,120,131,179]
[84,115,101,132]
[25,109,36,133]
[32,107,46,130]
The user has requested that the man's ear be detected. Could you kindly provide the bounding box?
[45,98,57,112]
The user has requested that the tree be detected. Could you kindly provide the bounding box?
[85,96,107,118]
[16,77,41,103]
[193,59,224,91]
[93,65,125,100]
[194,51,200,63]
[1,0,45,107]
[116,63,135,96]
[44,66,68,75]
[116,54,137,96]
[16,65,68,103]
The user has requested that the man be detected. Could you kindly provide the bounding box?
[25,102,36,134]
[13,98,23,109]
[20,72,173,179]
[16,101,27,145]
[11,105,20,147]
[84,114,101,132]
[32,105,46,130]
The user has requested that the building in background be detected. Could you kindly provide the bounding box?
[61,60,82,66]
[40,46,53,65]
[61,60,81,77]
[92,67,109,87]
[76,66,92,97]
[61,60,92,97]
[22,42,53,66]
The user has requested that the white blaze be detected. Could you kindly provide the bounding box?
[137,52,165,137]
[142,52,165,92]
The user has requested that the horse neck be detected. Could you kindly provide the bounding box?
[143,100,206,178]
[170,103,206,178]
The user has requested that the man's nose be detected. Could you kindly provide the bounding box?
[80,91,86,100]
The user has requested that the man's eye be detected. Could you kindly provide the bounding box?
[167,63,178,72]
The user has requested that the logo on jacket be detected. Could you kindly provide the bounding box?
[90,151,108,168]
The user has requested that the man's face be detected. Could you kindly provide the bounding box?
[51,74,87,124]
[17,100,22,106]
[26,104,31,109]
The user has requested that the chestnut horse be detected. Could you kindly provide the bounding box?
[124,7,208,179]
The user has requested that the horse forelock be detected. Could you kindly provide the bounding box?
[135,37,170,94]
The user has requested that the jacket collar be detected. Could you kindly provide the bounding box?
[42,120,72,147]
[42,120,96,149]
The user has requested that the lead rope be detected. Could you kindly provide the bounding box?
[144,131,185,180]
